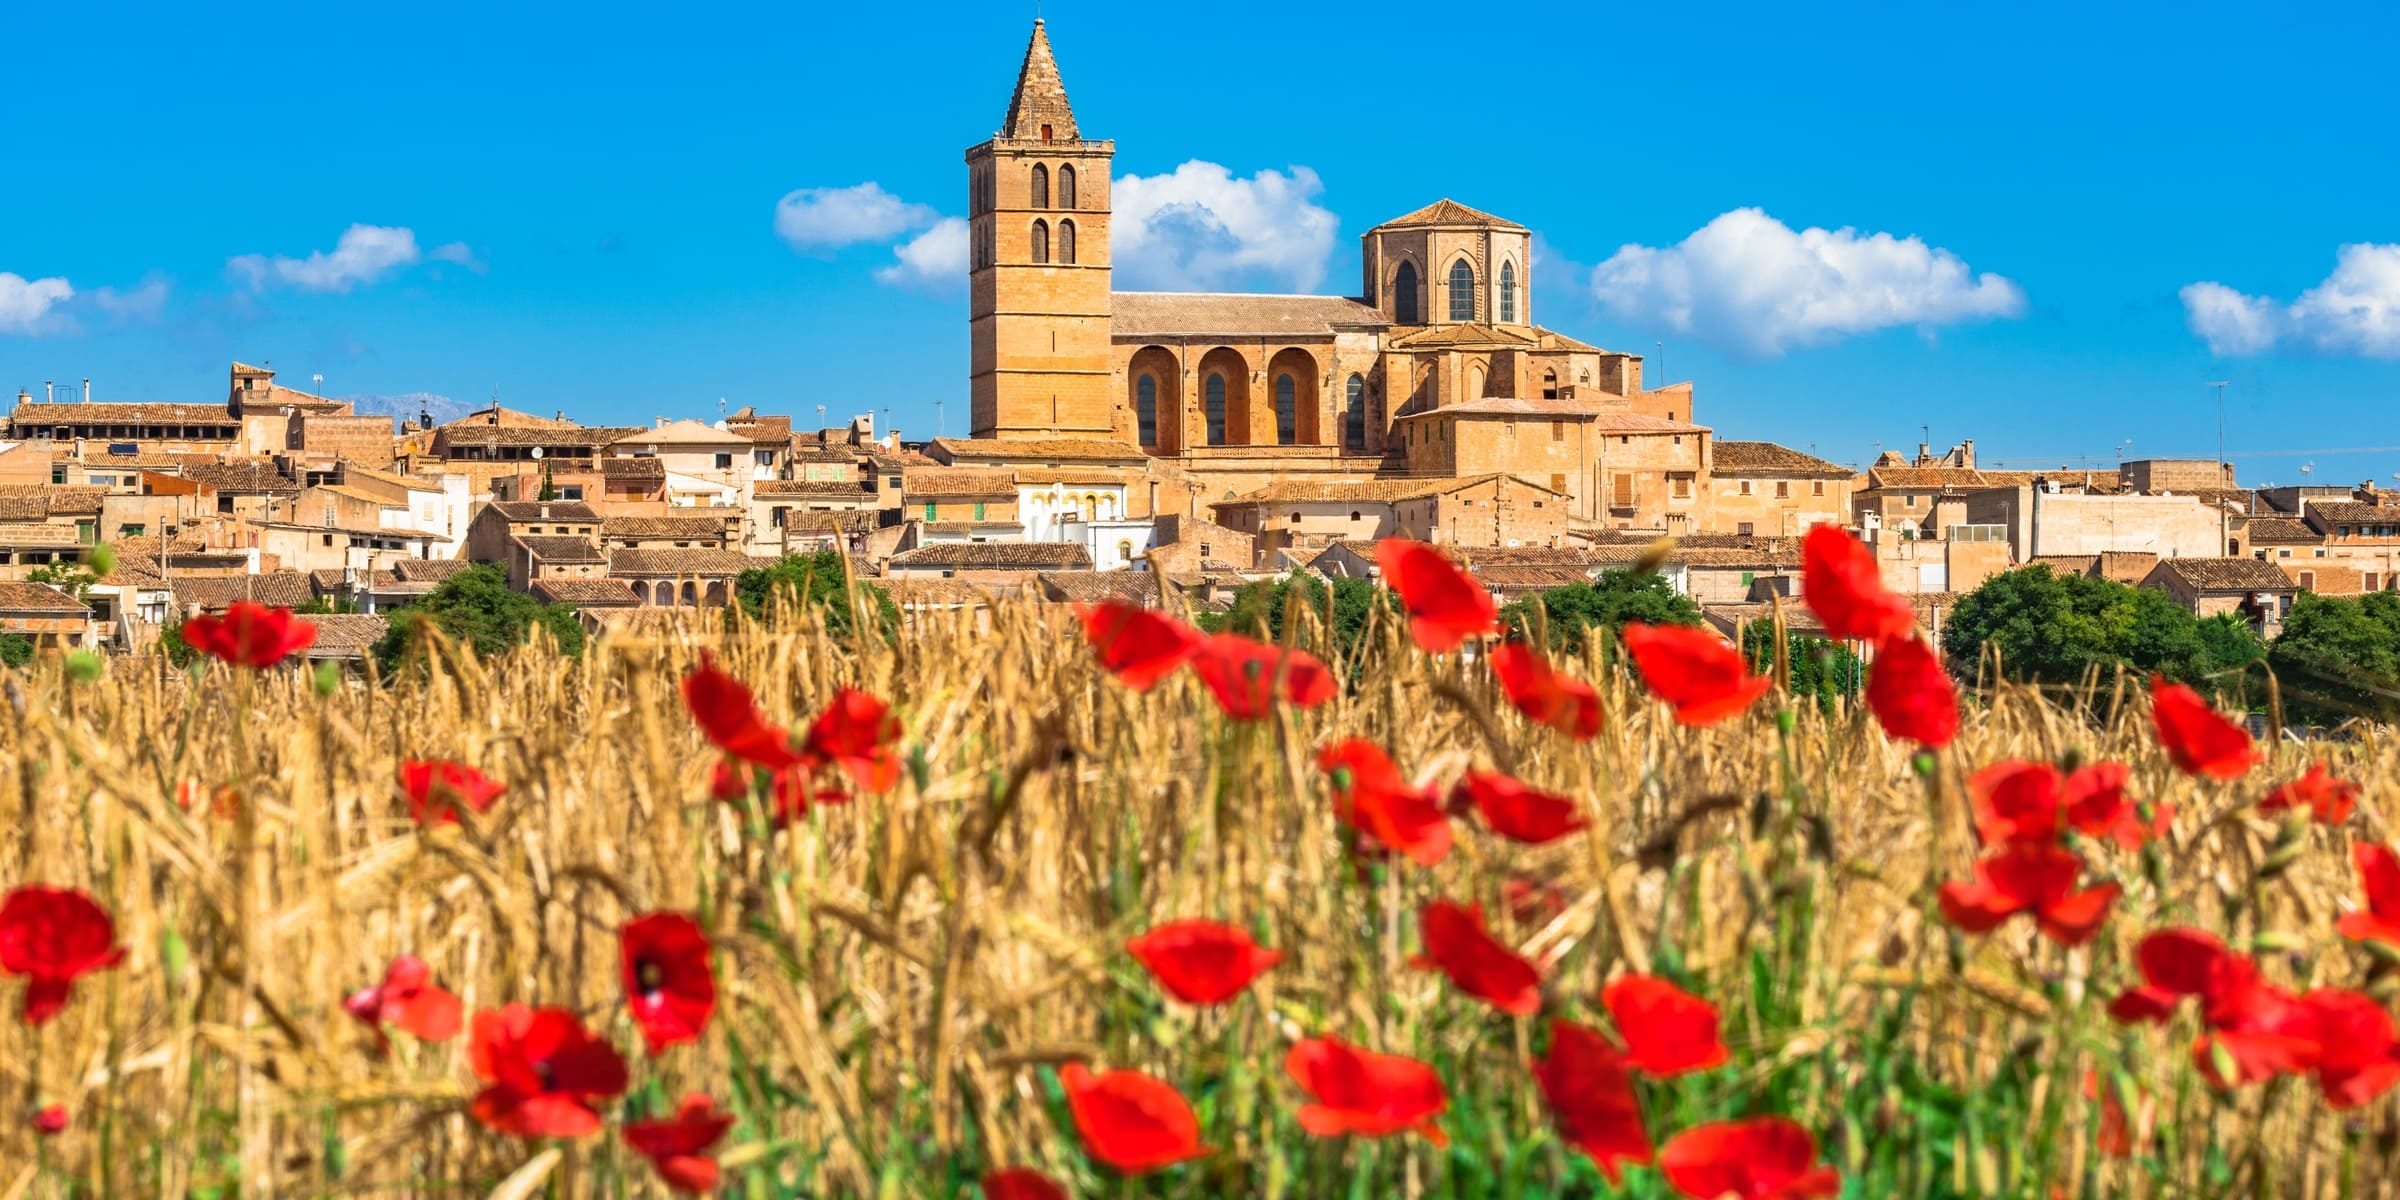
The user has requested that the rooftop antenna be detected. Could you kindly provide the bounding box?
[311,372,324,395]
[936,398,945,439]
[2210,381,2228,468]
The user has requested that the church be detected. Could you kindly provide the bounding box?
[942,19,1718,540]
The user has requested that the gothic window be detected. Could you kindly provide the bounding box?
[1393,261,1420,325]
[1448,260,1476,321]
[1542,368,1558,399]
[1343,374,1367,452]
[1274,375,1297,445]
[1136,375,1159,446]
[1204,375,1228,445]
[1058,165,1077,208]
[1031,220,1049,264]
[1058,219,1076,264]
[1030,164,1049,208]
[1500,260,1517,323]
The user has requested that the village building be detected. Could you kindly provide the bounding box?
[605,548,753,607]
[2141,557,2300,634]
[0,581,96,646]
[885,541,1092,581]
[1708,441,1854,537]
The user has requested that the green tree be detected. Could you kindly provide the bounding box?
[1200,571,1387,659]
[0,634,32,668]
[27,561,100,599]
[1740,620,1865,715]
[1499,569,1702,654]
[2266,592,2400,726]
[1942,565,2263,691]
[372,563,586,673]
[732,551,898,639]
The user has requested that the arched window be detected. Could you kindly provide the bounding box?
[1030,164,1049,208]
[1058,219,1076,264]
[680,581,699,607]
[1135,375,1158,446]
[1058,165,1076,208]
[1204,375,1228,445]
[1542,368,1558,399]
[1030,220,1049,264]
[1448,260,1476,321]
[1499,261,1517,323]
[1393,261,1420,325]
[1343,374,1367,452]
[1273,374,1297,445]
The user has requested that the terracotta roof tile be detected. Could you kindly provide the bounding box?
[170,572,314,610]
[186,463,301,495]
[488,500,603,523]
[9,402,236,426]
[606,548,756,576]
[0,582,88,612]
[2151,557,2298,591]
[531,578,642,606]
[602,515,736,540]
[929,437,1146,463]
[754,480,874,498]
[514,536,606,563]
[1373,198,1526,230]
[1714,441,1851,476]
[1036,570,1160,604]
[888,542,1092,570]
[903,469,1019,499]
[1110,291,1387,338]
[301,614,389,653]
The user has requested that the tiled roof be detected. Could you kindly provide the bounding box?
[0,496,46,521]
[392,558,473,583]
[881,578,999,606]
[903,469,1019,499]
[1865,467,2027,490]
[1013,467,1130,486]
[171,572,314,610]
[1532,327,1606,353]
[338,464,444,493]
[887,542,1092,570]
[1471,564,1598,590]
[866,447,941,470]
[1111,291,1387,338]
[0,524,95,548]
[2030,555,2100,577]
[2243,516,2321,544]
[602,516,734,539]
[1703,603,1832,638]
[531,578,642,606]
[754,480,874,498]
[601,457,666,479]
[1217,472,1563,506]
[919,521,1026,535]
[2152,557,2298,592]
[0,582,88,612]
[438,426,640,447]
[1384,322,1538,350]
[2094,551,2161,584]
[187,462,301,495]
[488,500,603,523]
[1036,570,1161,605]
[0,484,110,515]
[2309,502,2400,525]
[9,402,235,425]
[95,553,167,589]
[609,419,751,447]
[929,437,1147,463]
[1373,198,1526,230]
[606,548,756,576]
[1714,441,1851,476]
[299,614,389,654]
[515,535,606,563]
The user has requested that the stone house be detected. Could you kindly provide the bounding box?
[0,581,96,646]
[463,501,603,565]
[607,548,754,608]
[884,541,1091,581]
[1708,441,1853,538]
[2141,557,2299,634]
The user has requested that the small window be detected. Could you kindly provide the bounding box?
[2299,571,2316,589]
[1199,543,1212,557]
[1737,522,1754,536]
[1550,420,1564,442]
[924,502,937,522]
[1058,165,1077,208]
[974,501,986,521]
[1775,481,1790,499]
[714,452,733,469]
[1349,511,1362,521]
[1740,481,1753,496]
[2367,572,2383,591]
[1030,164,1048,207]
[1039,123,1053,144]
[1812,481,1826,497]
[1031,219,1049,264]
[1059,219,1077,264]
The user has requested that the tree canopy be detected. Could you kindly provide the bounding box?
[372,563,586,672]
[1740,620,1865,716]
[732,551,898,638]
[2266,591,2400,726]
[1201,571,1388,660]
[1500,570,1702,654]
[1942,565,2263,693]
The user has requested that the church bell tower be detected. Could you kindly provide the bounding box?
[966,20,1115,440]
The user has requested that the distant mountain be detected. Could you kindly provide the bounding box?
[344,391,474,430]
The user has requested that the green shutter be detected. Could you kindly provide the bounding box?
[924,502,937,522]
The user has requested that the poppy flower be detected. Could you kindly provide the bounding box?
[175,778,241,819]
[1126,919,1282,1006]
[0,886,127,1026]
[465,1004,630,1139]
[2258,761,2360,825]
[1967,760,2065,846]
[1864,634,1957,748]
[622,912,716,1056]
[1936,843,2119,946]
[1453,770,1586,845]
[2149,676,2259,779]
[179,601,317,669]
[1504,876,1570,924]
[1799,524,1914,644]
[342,954,463,1049]
[1189,633,1336,720]
[803,688,903,795]
[2106,928,2254,1026]
[2300,989,2400,1109]
[1284,1036,1448,1145]
[32,1104,68,1136]
[708,758,750,803]
[2337,843,2400,948]
[1317,738,1451,866]
[1656,1117,1842,1200]
[1375,538,1497,653]
[681,653,803,771]
[1532,1020,1652,1181]
[398,759,506,826]
[1076,599,1201,691]
[1489,641,1603,739]
[2192,992,2325,1089]
[623,1093,733,1194]
[1621,622,1771,727]
[2061,762,2170,851]
[2085,1070,2134,1158]
[1056,1063,1209,1174]
[1601,974,1729,1076]
[1414,901,1544,1016]
[981,1168,1069,1200]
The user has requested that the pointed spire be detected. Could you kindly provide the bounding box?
[1000,19,1078,142]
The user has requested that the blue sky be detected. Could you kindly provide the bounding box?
[3,1,2395,487]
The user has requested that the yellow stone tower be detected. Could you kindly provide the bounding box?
[966,20,1116,440]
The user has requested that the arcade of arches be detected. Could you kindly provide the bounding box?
[1123,344,1371,455]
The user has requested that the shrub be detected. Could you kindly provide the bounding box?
[372,563,585,672]
[1500,569,1702,653]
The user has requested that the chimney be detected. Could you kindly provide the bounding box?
[1960,438,1975,468]
[82,378,90,402]
[44,380,54,403]
[539,504,551,520]
[14,389,27,407]
[556,409,565,421]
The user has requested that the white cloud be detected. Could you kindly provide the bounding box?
[229,224,426,292]
[0,272,75,335]
[428,241,484,272]
[2183,243,2400,358]
[874,218,968,292]
[1112,162,1338,292]
[1589,207,2025,356]
[88,277,170,324]
[775,182,937,252]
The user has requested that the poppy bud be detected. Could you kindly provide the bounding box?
[1774,709,1797,735]
[313,662,340,695]
[1911,751,1937,779]
[62,651,101,683]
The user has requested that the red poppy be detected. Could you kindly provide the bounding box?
[2105,928,2321,1088]
[1189,633,1336,720]
[398,759,506,826]
[2301,989,2400,1109]
[1317,738,1451,866]
[32,1103,68,1136]
[2338,843,2400,947]
[1657,1117,1841,1200]
[2061,762,2170,851]
[803,688,903,794]
[2193,993,2324,1089]
[1454,770,1586,845]
[623,1093,735,1195]
[1601,974,1729,1076]
[1800,524,1914,644]
[175,778,241,819]
[1284,1036,1448,1145]
[981,1168,1069,1200]
[2149,675,2259,779]
[1937,843,2119,946]
[682,653,803,771]
[622,912,716,1056]
[1126,919,1282,1005]
[1967,760,2066,845]
[1864,633,1957,748]
[1504,876,1570,924]
[1076,599,1202,691]
[2085,1070,2133,1158]
[179,600,317,669]
[1414,901,1543,1016]
[2258,761,2360,825]
[1376,538,1497,653]
[1056,1063,1209,1174]
[1489,641,1602,739]
[1621,622,1771,727]
[465,1004,630,1138]
[0,886,127,1026]
[342,954,463,1049]
[1532,1020,1652,1181]
[708,758,750,803]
